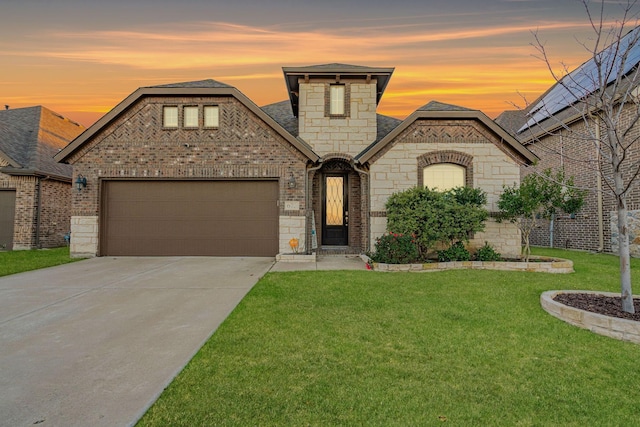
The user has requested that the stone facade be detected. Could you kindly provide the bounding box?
[367,119,523,257]
[67,95,309,257]
[298,80,377,157]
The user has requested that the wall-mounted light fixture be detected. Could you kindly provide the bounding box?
[288,172,297,189]
[75,175,87,192]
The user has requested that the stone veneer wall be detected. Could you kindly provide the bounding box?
[298,80,377,157]
[67,95,309,257]
[367,119,523,257]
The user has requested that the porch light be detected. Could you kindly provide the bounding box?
[288,172,297,189]
[75,175,87,192]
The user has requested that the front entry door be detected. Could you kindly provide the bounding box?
[322,174,348,246]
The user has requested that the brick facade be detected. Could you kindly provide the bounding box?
[521,117,617,253]
[0,173,71,249]
[67,95,310,256]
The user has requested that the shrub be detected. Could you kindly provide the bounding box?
[437,241,471,262]
[369,233,419,264]
[475,242,502,261]
[386,186,488,258]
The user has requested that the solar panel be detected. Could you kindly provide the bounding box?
[518,26,640,133]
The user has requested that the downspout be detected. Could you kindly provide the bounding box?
[306,161,323,255]
[352,162,370,253]
[549,214,554,248]
[596,120,604,252]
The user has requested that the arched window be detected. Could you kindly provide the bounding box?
[423,163,466,190]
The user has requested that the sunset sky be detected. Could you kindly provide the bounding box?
[1,0,633,127]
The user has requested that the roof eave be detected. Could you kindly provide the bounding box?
[0,167,72,182]
[357,110,538,165]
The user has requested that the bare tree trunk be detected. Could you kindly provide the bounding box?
[615,182,635,313]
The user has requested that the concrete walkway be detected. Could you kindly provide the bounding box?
[270,254,368,272]
[0,257,273,427]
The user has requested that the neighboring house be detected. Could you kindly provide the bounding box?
[55,64,536,258]
[0,106,84,250]
[497,29,640,256]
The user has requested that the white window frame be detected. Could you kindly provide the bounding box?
[163,106,178,128]
[183,106,199,128]
[204,105,219,128]
[330,85,345,115]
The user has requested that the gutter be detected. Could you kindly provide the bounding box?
[0,167,72,183]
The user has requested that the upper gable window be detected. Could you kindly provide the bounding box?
[163,106,178,128]
[183,106,199,128]
[329,85,345,115]
[204,105,219,128]
[423,164,465,191]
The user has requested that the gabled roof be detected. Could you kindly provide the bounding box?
[517,26,640,134]
[357,100,537,165]
[0,106,83,180]
[282,63,394,116]
[55,80,320,163]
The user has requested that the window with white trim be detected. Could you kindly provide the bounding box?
[163,106,178,128]
[183,106,199,128]
[423,163,465,191]
[330,85,345,115]
[204,105,219,128]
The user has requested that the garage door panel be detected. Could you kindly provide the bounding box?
[101,181,279,256]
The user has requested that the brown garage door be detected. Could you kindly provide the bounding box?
[0,190,16,250]
[101,180,279,256]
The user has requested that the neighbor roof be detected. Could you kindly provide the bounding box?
[518,26,640,133]
[357,100,538,165]
[282,63,394,117]
[55,80,320,163]
[0,106,83,180]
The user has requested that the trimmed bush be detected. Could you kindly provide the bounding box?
[475,242,502,261]
[369,233,419,264]
[437,241,471,262]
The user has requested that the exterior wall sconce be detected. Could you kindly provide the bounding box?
[288,172,297,189]
[75,175,87,192]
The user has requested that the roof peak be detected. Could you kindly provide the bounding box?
[146,79,232,89]
[418,100,476,112]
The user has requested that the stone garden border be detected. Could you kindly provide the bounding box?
[367,256,574,273]
[541,290,640,345]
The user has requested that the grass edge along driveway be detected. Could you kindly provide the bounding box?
[0,247,80,278]
[139,248,640,426]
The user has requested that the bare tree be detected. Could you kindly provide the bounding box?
[520,0,640,313]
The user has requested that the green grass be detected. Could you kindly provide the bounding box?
[138,248,640,426]
[0,247,80,277]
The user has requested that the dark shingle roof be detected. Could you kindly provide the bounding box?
[147,79,232,89]
[0,106,84,179]
[495,110,528,137]
[418,100,475,112]
[261,100,298,136]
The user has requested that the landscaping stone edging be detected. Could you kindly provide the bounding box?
[541,290,640,345]
[368,256,574,273]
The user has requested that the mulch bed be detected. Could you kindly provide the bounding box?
[554,293,640,321]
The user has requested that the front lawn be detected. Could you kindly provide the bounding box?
[0,247,79,278]
[139,248,640,426]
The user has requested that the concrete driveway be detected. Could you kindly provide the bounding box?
[0,256,274,427]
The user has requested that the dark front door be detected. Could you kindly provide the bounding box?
[322,174,348,246]
[0,190,16,250]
